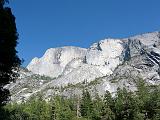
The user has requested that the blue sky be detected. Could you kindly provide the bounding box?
[10,0,160,66]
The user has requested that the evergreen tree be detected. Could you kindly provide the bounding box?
[53,96,74,120]
[143,85,160,119]
[0,0,9,8]
[103,90,114,109]
[151,86,160,120]
[0,0,21,107]
[92,89,103,120]
[0,0,21,119]
[101,90,115,120]
[136,79,150,119]
[80,89,93,119]
[114,88,139,120]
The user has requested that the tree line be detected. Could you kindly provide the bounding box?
[1,80,160,120]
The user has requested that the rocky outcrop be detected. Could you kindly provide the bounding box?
[27,47,87,78]
[6,31,160,102]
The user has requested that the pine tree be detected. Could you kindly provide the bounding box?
[144,85,160,119]
[101,90,115,120]
[0,0,9,7]
[114,88,139,120]
[136,79,150,119]
[91,88,103,120]
[0,0,21,107]
[0,0,21,119]
[80,89,93,119]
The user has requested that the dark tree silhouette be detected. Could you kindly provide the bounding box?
[0,0,8,8]
[0,0,21,107]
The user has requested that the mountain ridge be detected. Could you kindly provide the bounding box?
[6,31,160,102]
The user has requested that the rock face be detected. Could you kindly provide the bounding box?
[6,31,160,102]
[27,47,87,78]
[26,39,124,87]
[27,39,124,81]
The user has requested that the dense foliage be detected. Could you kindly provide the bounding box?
[1,81,160,120]
[0,0,21,107]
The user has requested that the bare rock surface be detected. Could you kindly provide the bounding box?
[6,31,160,102]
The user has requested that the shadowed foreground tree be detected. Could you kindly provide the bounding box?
[0,0,21,108]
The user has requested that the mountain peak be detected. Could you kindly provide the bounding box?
[7,31,160,102]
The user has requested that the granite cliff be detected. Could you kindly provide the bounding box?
[6,31,160,102]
